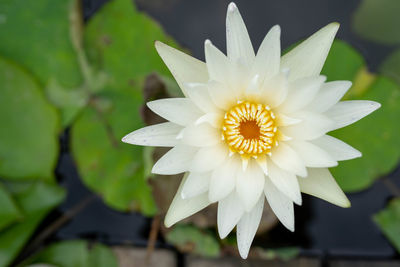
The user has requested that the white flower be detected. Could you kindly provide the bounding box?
[123,2,380,259]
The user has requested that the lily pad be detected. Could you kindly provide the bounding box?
[373,198,400,252]
[0,57,59,181]
[380,48,400,86]
[0,183,22,231]
[352,0,400,45]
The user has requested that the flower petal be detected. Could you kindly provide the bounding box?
[287,140,338,168]
[155,41,208,96]
[298,168,350,208]
[236,161,265,211]
[264,176,294,231]
[180,123,221,147]
[165,174,211,227]
[281,111,334,140]
[195,113,223,128]
[208,80,237,110]
[311,135,361,161]
[307,81,351,113]
[122,122,182,147]
[252,25,281,82]
[185,83,220,113]
[281,23,339,81]
[190,143,228,172]
[205,40,231,85]
[260,72,288,108]
[278,76,326,113]
[236,196,264,259]
[267,159,302,205]
[226,3,255,68]
[325,100,381,130]
[209,155,241,202]
[217,191,245,238]
[270,142,307,177]
[181,172,211,199]
[147,98,203,126]
[152,145,197,175]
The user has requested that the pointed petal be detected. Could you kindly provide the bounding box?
[185,83,220,113]
[181,123,221,147]
[122,122,182,147]
[311,135,361,161]
[264,176,294,231]
[190,143,228,172]
[181,172,211,199]
[205,40,231,85]
[165,175,211,227]
[299,168,350,208]
[208,80,237,110]
[155,41,208,96]
[287,140,338,168]
[236,161,265,211]
[217,192,245,238]
[278,76,326,113]
[226,2,255,67]
[325,100,381,130]
[307,81,351,113]
[147,98,203,126]
[236,196,264,259]
[281,23,339,81]
[270,142,307,177]
[195,113,223,128]
[209,155,240,202]
[276,113,302,127]
[256,154,268,175]
[267,159,302,205]
[152,145,198,175]
[260,72,288,108]
[252,25,281,82]
[281,111,334,140]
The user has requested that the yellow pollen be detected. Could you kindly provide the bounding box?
[222,101,277,157]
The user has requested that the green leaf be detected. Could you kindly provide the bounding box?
[0,183,22,231]
[353,0,400,45]
[380,48,400,86]
[166,224,220,258]
[0,181,65,267]
[256,247,300,261]
[330,77,400,191]
[71,0,180,214]
[20,240,118,267]
[0,0,83,88]
[373,198,400,252]
[0,57,59,181]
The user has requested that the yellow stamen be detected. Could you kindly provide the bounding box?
[222,101,277,157]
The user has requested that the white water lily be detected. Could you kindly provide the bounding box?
[123,2,380,259]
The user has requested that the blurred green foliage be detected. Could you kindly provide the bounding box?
[374,198,400,252]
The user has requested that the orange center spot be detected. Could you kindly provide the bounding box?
[239,120,260,139]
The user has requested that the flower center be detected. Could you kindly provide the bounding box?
[222,101,277,157]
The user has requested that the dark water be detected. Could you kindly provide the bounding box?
[51,0,400,260]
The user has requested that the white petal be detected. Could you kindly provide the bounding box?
[281,111,334,140]
[287,140,338,168]
[185,83,220,113]
[267,159,302,205]
[260,73,288,108]
[152,145,197,175]
[208,80,237,110]
[122,122,182,147]
[244,74,260,96]
[252,25,281,82]
[281,23,339,81]
[307,81,351,113]
[299,168,350,208]
[256,154,268,175]
[155,41,208,96]
[264,176,294,231]
[276,114,302,127]
[205,40,231,85]
[181,172,211,199]
[195,113,223,128]
[325,100,381,130]
[278,76,326,113]
[217,192,245,238]
[270,142,307,177]
[236,196,264,259]
[226,3,255,68]
[236,161,265,211]
[147,98,203,126]
[181,123,221,147]
[190,143,228,172]
[209,155,241,202]
[165,175,211,227]
[311,135,361,161]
